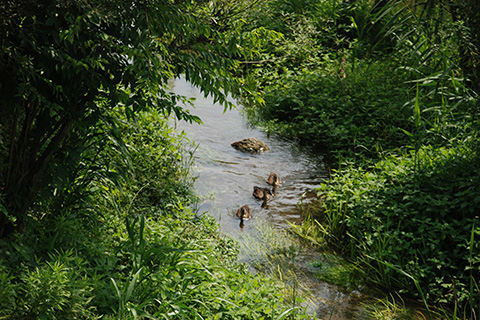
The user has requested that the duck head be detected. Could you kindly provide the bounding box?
[267,172,281,186]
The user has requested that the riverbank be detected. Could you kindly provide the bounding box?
[236,0,480,317]
[171,77,380,318]
[0,108,311,319]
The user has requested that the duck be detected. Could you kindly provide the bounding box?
[253,186,273,200]
[231,137,270,153]
[236,204,252,221]
[266,172,281,194]
[266,172,281,186]
[253,186,273,208]
[236,205,252,228]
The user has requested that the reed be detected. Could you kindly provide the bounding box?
[237,220,314,317]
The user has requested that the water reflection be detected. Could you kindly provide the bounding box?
[170,77,326,233]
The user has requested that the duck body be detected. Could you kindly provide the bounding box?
[236,204,252,221]
[266,172,281,186]
[253,186,272,201]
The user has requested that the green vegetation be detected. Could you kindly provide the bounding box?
[237,221,309,309]
[236,0,480,317]
[2,0,479,318]
[0,0,251,237]
[0,108,309,319]
[312,146,480,310]
[0,0,310,319]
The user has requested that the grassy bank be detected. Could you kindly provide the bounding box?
[0,109,310,319]
[237,0,480,317]
[299,145,480,316]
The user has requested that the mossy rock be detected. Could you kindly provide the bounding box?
[231,137,270,153]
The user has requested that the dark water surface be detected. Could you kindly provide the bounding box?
[170,78,367,319]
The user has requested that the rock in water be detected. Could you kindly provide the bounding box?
[231,137,270,153]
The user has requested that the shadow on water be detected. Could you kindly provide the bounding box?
[170,78,370,319]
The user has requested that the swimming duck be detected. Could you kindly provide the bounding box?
[253,186,273,200]
[266,172,281,186]
[253,186,273,209]
[236,204,252,221]
[231,137,270,153]
[236,205,252,229]
[266,172,281,195]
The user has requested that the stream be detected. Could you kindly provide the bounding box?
[170,77,367,319]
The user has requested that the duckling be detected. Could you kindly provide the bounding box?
[266,172,281,195]
[253,186,273,200]
[236,204,251,229]
[236,204,252,221]
[266,172,281,186]
[253,186,273,209]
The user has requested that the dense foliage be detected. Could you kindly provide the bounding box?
[0,0,250,237]
[238,0,480,316]
[0,109,308,319]
[252,60,412,159]
[0,0,312,319]
[317,146,480,309]
[2,0,480,317]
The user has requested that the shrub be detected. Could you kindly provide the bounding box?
[1,105,312,319]
[252,59,412,160]
[114,108,196,213]
[316,145,480,311]
[0,263,17,318]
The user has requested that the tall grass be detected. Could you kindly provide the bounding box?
[237,220,315,315]
[304,145,480,315]
[0,108,311,319]
[238,1,479,316]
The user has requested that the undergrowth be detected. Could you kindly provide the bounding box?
[248,58,413,161]
[294,145,480,316]
[0,109,310,319]
[239,0,480,317]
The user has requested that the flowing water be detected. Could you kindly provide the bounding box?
[170,78,367,319]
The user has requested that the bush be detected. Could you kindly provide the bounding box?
[16,251,97,319]
[251,59,412,160]
[115,109,196,213]
[0,263,17,318]
[316,145,480,311]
